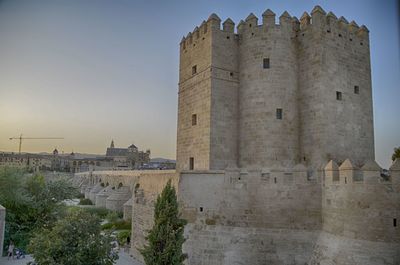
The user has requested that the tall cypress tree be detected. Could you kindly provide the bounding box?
[139,180,187,265]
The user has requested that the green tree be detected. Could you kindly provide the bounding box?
[29,210,117,265]
[0,167,79,254]
[0,167,30,210]
[392,147,400,161]
[0,167,33,253]
[139,180,187,265]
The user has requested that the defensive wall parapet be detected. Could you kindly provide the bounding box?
[180,6,369,52]
[75,158,399,264]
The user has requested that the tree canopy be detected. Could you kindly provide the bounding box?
[392,147,400,161]
[0,167,78,253]
[139,180,187,265]
[28,210,117,265]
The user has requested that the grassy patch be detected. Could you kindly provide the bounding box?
[101,219,131,230]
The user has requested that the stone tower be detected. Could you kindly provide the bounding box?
[297,7,374,169]
[176,5,374,171]
[176,14,239,171]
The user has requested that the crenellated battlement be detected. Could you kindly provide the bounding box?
[179,14,216,51]
[180,5,369,52]
[323,158,400,185]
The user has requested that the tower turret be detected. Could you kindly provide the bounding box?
[177,12,239,170]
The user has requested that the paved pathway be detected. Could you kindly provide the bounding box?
[0,251,143,265]
[0,255,34,265]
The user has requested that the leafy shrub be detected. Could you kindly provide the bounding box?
[117,211,124,219]
[28,210,117,264]
[79,198,93,205]
[83,207,111,219]
[101,219,131,230]
[105,211,119,222]
[117,230,131,245]
[101,222,114,230]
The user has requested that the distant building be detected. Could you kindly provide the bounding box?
[142,158,176,170]
[0,140,151,172]
[0,152,53,172]
[106,140,150,169]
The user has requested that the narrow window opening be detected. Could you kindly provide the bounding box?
[199,207,203,212]
[274,177,277,183]
[193,43,196,47]
[394,218,397,227]
[238,176,241,180]
[360,42,363,46]
[251,32,254,36]
[327,29,331,33]
[302,33,305,36]
[189,157,194,170]
[261,173,270,181]
[192,65,197,75]
[349,38,353,41]
[226,36,230,39]
[345,177,347,184]
[263,58,270,69]
[338,33,342,37]
[354,86,359,94]
[192,114,197,126]
[249,24,252,27]
[336,91,342,101]
[303,156,306,161]
[230,72,233,77]
[276,108,283,120]
[202,37,205,40]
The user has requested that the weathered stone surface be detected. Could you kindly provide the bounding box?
[96,185,114,208]
[76,160,399,265]
[123,198,133,220]
[177,6,374,171]
[106,186,132,212]
[72,6,398,265]
[0,205,5,256]
[89,183,103,202]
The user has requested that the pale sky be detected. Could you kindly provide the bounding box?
[0,0,399,167]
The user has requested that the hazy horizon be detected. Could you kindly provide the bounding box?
[0,0,399,168]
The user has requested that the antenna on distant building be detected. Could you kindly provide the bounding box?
[110,139,115,148]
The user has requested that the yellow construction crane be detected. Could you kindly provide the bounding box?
[9,134,64,154]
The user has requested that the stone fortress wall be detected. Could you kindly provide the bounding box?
[76,158,399,265]
[74,5,399,265]
[177,6,374,171]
